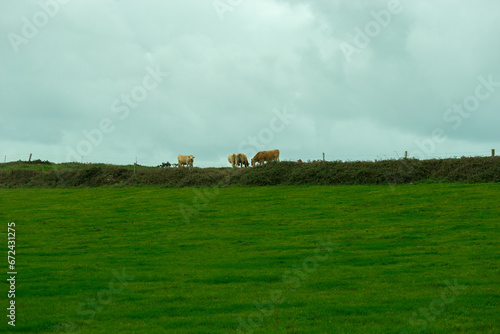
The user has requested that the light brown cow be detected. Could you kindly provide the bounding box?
[251,149,280,166]
[178,154,195,168]
[236,153,249,168]
[229,153,249,168]
[228,153,237,168]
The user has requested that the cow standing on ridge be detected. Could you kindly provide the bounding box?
[228,153,249,168]
[228,153,237,168]
[251,149,280,166]
[178,155,195,168]
[236,153,249,167]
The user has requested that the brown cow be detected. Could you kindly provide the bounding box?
[236,153,249,167]
[251,149,279,166]
[229,153,249,168]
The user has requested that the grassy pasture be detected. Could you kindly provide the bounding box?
[0,184,498,333]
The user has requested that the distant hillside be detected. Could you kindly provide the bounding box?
[0,157,499,187]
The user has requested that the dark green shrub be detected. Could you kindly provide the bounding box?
[0,157,498,187]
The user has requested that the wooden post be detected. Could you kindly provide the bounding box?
[29,153,32,162]
[404,151,408,159]
[322,153,325,161]
[492,149,495,157]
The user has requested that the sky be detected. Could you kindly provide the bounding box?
[1,0,499,167]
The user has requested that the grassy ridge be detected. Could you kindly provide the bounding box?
[0,157,499,187]
[0,184,498,333]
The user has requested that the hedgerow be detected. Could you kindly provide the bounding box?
[0,157,498,188]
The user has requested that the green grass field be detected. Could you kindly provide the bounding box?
[1,184,498,333]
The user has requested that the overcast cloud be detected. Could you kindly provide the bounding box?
[1,0,499,167]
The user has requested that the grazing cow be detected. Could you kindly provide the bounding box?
[251,149,280,166]
[178,154,195,168]
[236,153,249,168]
[228,153,237,168]
[229,153,249,168]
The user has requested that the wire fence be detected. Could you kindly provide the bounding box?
[1,149,496,168]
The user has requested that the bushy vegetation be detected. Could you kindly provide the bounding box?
[0,157,498,187]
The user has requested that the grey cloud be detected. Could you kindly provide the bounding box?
[1,0,498,166]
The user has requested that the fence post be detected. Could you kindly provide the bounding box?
[404,151,408,159]
[492,149,495,157]
[322,153,325,161]
[29,153,32,162]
